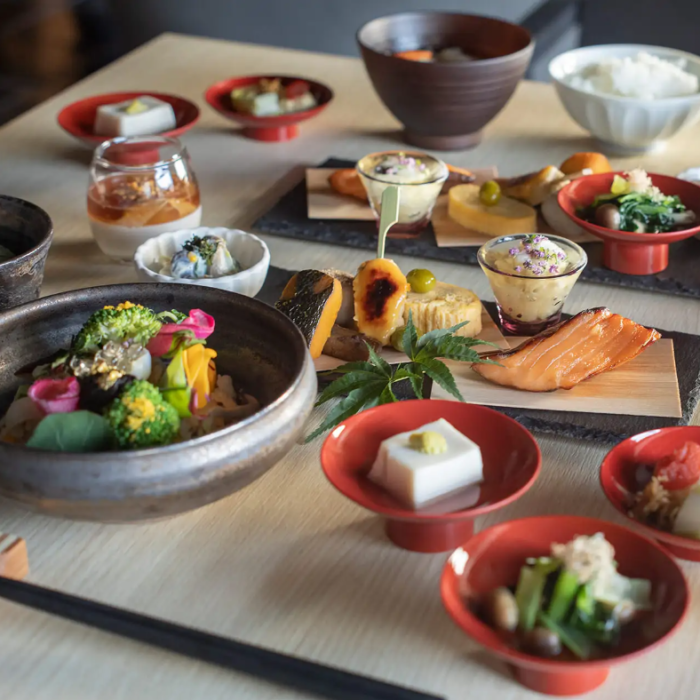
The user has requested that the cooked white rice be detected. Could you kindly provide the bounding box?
[565,51,699,99]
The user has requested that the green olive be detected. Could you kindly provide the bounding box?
[407,268,436,294]
[390,326,407,352]
[390,325,422,352]
[479,180,502,206]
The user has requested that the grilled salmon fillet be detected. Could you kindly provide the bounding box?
[473,308,661,392]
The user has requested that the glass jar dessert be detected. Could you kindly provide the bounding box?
[88,135,202,262]
[478,233,587,335]
[356,150,448,237]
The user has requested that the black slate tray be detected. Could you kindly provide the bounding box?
[253,157,700,300]
[258,265,700,444]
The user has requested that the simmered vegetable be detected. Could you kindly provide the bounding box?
[276,270,343,359]
[580,169,696,233]
[481,534,652,661]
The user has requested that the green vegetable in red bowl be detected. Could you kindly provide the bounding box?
[578,169,696,233]
[479,532,652,661]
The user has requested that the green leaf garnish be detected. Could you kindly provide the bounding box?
[26,411,114,452]
[304,312,499,440]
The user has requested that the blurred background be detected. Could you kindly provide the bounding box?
[1,0,697,127]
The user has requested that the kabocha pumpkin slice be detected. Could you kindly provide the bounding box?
[353,259,409,345]
[275,270,342,359]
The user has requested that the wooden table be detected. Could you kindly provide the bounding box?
[0,33,699,700]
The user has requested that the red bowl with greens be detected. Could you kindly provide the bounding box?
[558,172,700,275]
[441,516,688,696]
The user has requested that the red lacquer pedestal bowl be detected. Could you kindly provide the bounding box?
[441,516,688,696]
[57,92,200,147]
[601,426,700,561]
[558,172,700,275]
[204,75,333,142]
[319,400,540,553]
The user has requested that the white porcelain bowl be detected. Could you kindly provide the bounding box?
[549,44,700,153]
[134,227,270,297]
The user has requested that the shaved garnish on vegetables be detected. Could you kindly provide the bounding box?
[478,533,652,661]
[579,169,696,233]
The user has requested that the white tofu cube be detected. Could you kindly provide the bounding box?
[94,97,177,137]
[367,418,483,509]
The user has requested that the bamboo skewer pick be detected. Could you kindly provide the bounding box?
[0,533,29,580]
[376,185,400,259]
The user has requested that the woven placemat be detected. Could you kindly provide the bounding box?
[258,265,700,444]
[252,157,700,300]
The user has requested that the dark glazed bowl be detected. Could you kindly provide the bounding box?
[357,12,533,150]
[0,283,317,521]
[0,195,53,311]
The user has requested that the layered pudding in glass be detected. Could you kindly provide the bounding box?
[478,233,587,335]
[357,151,448,237]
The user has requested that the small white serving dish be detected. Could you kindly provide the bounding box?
[549,44,700,153]
[134,227,270,297]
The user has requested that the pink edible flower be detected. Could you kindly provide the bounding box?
[28,376,80,414]
[147,309,215,357]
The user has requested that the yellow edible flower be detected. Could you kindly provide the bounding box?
[183,344,218,410]
[122,396,156,431]
[102,301,140,311]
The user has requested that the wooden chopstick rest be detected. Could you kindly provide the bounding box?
[0,533,29,580]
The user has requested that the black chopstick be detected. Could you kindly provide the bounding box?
[0,577,444,700]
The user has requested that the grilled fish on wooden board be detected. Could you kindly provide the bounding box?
[473,308,661,392]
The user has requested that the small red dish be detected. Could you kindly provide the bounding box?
[441,515,689,696]
[319,400,540,553]
[204,75,333,142]
[57,92,200,147]
[558,172,700,275]
[601,426,700,561]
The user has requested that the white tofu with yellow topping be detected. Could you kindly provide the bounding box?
[94,96,177,137]
[368,418,483,509]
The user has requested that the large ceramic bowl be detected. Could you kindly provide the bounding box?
[0,283,316,521]
[549,44,700,153]
[600,426,700,562]
[357,12,533,150]
[134,227,270,297]
[0,194,53,311]
[441,516,688,696]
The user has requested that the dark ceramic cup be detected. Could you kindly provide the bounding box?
[357,12,534,150]
[0,195,53,311]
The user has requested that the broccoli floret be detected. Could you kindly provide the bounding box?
[103,380,180,449]
[71,302,163,354]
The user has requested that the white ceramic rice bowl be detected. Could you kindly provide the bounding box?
[134,227,270,297]
[549,44,700,152]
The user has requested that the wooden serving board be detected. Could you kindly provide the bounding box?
[313,304,509,373]
[258,268,696,441]
[305,167,497,222]
[435,338,681,419]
